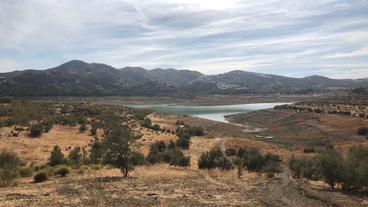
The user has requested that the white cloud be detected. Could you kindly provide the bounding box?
[325,48,368,58]
[0,0,367,78]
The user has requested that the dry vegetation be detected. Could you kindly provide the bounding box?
[0,100,367,206]
[228,108,368,151]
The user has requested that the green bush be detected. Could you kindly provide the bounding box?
[165,149,191,167]
[176,137,190,149]
[170,155,190,167]
[29,124,43,137]
[79,124,86,133]
[146,141,190,167]
[340,146,368,192]
[289,146,368,191]
[146,149,162,164]
[0,151,20,186]
[317,147,343,189]
[68,146,82,166]
[289,156,320,180]
[55,166,70,177]
[17,166,33,178]
[176,125,204,137]
[89,139,104,164]
[129,151,145,165]
[41,166,55,176]
[48,145,65,166]
[198,147,233,170]
[146,141,167,164]
[150,141,167,153]
[244,148,265,172]
[236,148,282,174]
[90,126,97,136]
[34,171,48,183]
[357,127,368,136]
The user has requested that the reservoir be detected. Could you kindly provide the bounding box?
[131,103,290,123]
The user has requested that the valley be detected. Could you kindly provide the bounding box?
[0,97,368,206]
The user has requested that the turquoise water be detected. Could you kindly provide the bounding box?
[131,103,290,123]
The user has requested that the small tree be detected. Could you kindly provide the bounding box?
[90,138,104,164]
[176,137,190,149]
[317,147,343,189]
[79,124,86,133]
[198,147,232,170]
[68,146,82,166]
[29,124,43,137]
[0,151,20,186]
[103,126,137,177]
[48,145,65,166]
[90,126,97,136]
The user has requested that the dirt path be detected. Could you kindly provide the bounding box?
[250,165,366,207]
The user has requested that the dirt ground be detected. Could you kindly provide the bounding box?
[227,109,368,151]
[1,112,367,206]
[0,125,92,165]
[1,164,367,207]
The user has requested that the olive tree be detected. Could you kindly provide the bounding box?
[103,126,137,177]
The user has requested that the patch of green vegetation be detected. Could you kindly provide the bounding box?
[0,100,146,137]
[33,171,48,183]
[290,145,368,194]
[55,165,70,177]
[199,146,282,178]
[0,151,20,186]
[146,140,190,167]
[198,147,233,170]
[17,166,34,178]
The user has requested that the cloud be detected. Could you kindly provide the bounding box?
[325,48,368,58]
[0,0,367,78]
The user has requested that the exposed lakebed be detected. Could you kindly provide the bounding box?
[131,103,291,122]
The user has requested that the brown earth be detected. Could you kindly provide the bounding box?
[0,125,92,165]
[1,164,367,207]
[227,109,368,151]
[1,112,367,206]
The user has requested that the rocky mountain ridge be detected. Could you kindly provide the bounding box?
[1,60,367,97]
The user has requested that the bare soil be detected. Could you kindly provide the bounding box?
[1,164,366,207]
[227,109,368,151]
[1,110,367,206]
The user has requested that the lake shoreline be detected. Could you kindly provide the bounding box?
[131,102,292,123]
[26,94,311,106]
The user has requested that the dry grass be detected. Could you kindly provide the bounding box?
[0,125,92,165]
[230,109,368,151]
[0,112,367,206]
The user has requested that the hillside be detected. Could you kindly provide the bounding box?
[0,60,367,97]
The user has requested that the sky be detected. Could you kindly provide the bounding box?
[0,0,368,79]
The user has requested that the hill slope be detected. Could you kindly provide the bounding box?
[0,60,367,96]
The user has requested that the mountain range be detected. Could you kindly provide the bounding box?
[0,60,367,97]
